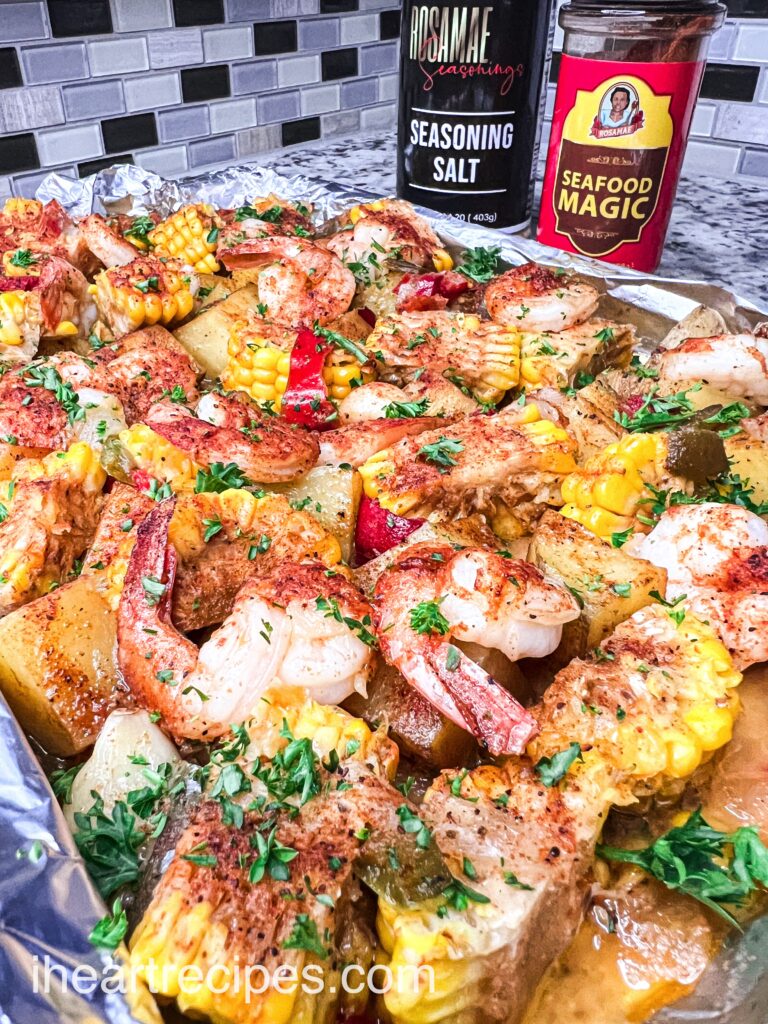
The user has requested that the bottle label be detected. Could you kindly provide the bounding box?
[397,2,554,230]
[538,55,705,270]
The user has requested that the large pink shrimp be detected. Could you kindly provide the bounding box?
[373,543,580,755]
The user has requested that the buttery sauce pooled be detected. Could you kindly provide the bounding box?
[524,669,768,1024]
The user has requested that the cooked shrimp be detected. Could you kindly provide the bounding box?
[118,500,375,740]
[0,442,105,616]
[79,213,140,268]
[0,198,97,275]
[325,198,446,271]
[145,398,319,483]
[219,236,355,327]
[632,502,768,669]
[373,543,579,754]
[318,416,449,468]
[658,334,768,405]
[743,410,768,441]
[38,255,97,339]
[366,310,521,405]
[485,262,599,332]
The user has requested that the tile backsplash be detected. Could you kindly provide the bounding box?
[0,0,765,198]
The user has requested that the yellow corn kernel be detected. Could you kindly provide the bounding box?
[148,204,220,273]
[3,198,41,218]
[323,349,374,400]
[432,247,454,271]
[222,332,290,408]
[0,290,34,346]
[661,727,703,779]
[520,356,542,385]
[684,703,734,752]
[118,424,200,492]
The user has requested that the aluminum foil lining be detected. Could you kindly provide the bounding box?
[0,161,762,1024]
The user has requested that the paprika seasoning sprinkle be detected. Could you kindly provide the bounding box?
[537,1,725,272]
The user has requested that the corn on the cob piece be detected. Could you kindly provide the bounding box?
[93,255,197,337]
[359,402,576,519]
[115,422,201,493]
[148,203,220,273]
[560,431,672,541]
[0,289,41,352]
[130,698,400,1024]
[223,323,373,408]
[377,605,742,1024]
[366,311,520,405]
[518,320,634,390]
[0,442,105,615]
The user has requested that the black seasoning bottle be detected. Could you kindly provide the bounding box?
[397,1,555,232]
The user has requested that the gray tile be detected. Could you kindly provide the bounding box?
[88,38,149,77]
[321,108,360,137]
[124,72,182,111]
[188,134,236,168]
[298,17,339,50]
[21,43,87,85]
[277,54,320,88]
[237,124,282,156]
[715,103,768,146]
[682,139,741,178]
[14,167,77,198]
[361,102,395,131]
[360,41,398,75]
[0,3,47,42]
[691,103,715,137]
[341,76,377,109]
[741,149,768,178]
[359,0,399,8]
[62,80,124,121]
[734,24,768,62]
[231,59,277,95]
[148,29,203,69]
[112,0,173,31]
[378,72,397,103]
[271,0,318,14]
[0,85,64,132]
[257,89,300,123]
[37,124,103,167]
[158,104,211,144]
[300,83,340,116]
[0,176,12,201]
[134,145,189,177]
[340,13,377,45]
[210,97,257,134]
[708,23,736,61]
[203,26,253,62]
[226,0,271,20]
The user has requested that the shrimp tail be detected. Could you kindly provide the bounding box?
[426,641,539,755]
[117,497,198,734]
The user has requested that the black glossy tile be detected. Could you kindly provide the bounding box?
[701,62,760,102]
[282,116,321,147]
[102,113,157,154]
[549,50,561,84]
[253,19,297,56]
[181,64,230,102]
[724,0,768,15]
[173,0,224,26]
[321,46,358,81]
[78,153,134,178]
[321,0,358,10]
[47,0,112,37]
[0,133,38,174]
[0,48,22,90]
[380,10,400,39]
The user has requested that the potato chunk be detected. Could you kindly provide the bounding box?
[173,284,262,377]
[269,465,361,563]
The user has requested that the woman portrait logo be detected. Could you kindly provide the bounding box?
[590,82,644,138]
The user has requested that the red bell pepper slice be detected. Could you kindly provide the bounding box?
[0,274,38,292]
[354,494,424,565]
[281,327,338,430]
[394,271,470,312]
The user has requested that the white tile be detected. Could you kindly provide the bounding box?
[204,26,254,62]
[691,102,716,136]
[300,83,340,116]
[124,72,182,112]
[148,29,204,69]
[37,124,103,167]
[340,13,377,45]
[277,54,321,88]
[682,139,742,179]
[733,24,768,63]
[378,72,398,103]
[759,68,768,103]
[210,97,258,134]
[714,102,768,145]
[112,0,172,31]
[0,85,64,132]
[88,38,149,77]
[708,22,737,62]
[360,103,396,130]
[134,145,189,177]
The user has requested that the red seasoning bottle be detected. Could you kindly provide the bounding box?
[537,1,725,272]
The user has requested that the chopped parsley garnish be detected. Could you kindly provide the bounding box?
[456,245,500,283]
[282,913,327,959]
[23,364,83,424]
[88,898,128,950]
[315,595,377,647]
[9,248,37,268]
[141,575,166,606]
[418,435,463,469]
[534,742,584,787]
[248,823,298,883]
[194,461,250,493]
[254,719,321,809]
[73,795,145,898]
[50,763,83,804]
[202,516,223,542]
[440,877,490,911]
[610,527,633,548]
[504,871,534,890]
[384,397,430,419]
[649,589,687,625]
[124,215,155,244]
[409,599,450,636]
[313,322,370,365]
[396,805,432,849]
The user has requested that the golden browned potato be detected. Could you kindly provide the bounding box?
[529,511,667,661]
[173,283,262,377]
[724,434,768,504]
[0,576,118,756]
[269,465,362,563]
[197,273,232,308]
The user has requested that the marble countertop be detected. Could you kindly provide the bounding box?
[231,130,767,311]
